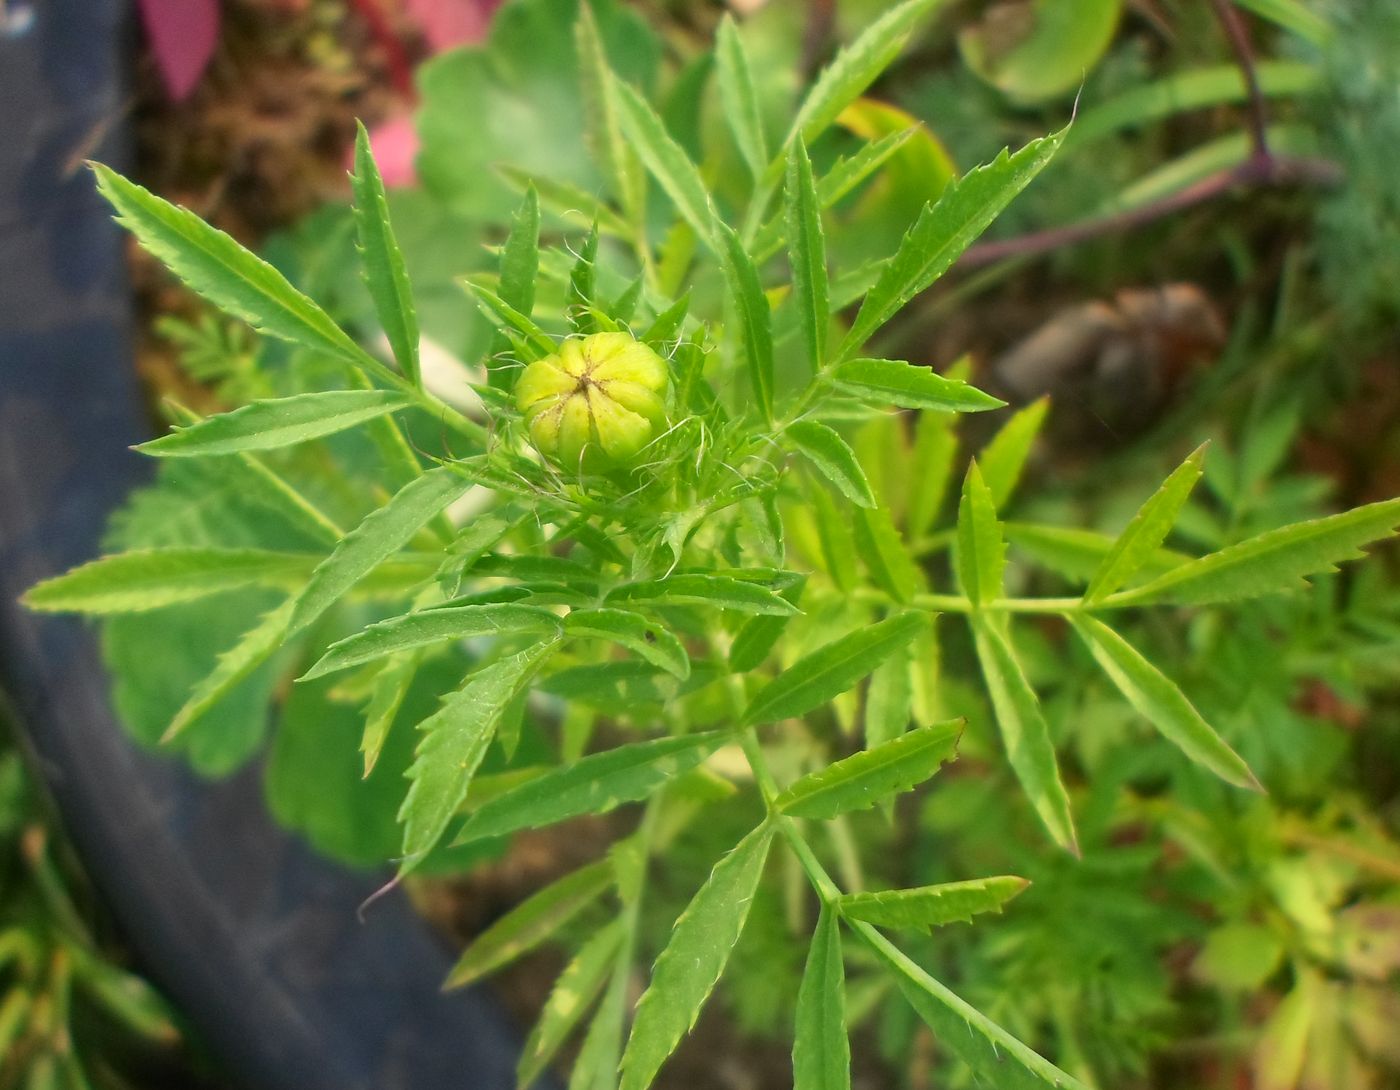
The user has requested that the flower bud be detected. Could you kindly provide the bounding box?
[515,332,669,470]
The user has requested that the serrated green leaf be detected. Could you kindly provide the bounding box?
[853,505,921,602]
[1004,521,1189,583]
[838,129,1065,357]
[445,858,613,989]
[719,221,775,422]
[838,875,1028,931]
[1084,444,1205,602]
[136,391,414,457]
[398,641,558,873]
[831,358,1005,413]
[564,608,691,680]
[785,137,828,375]
[518,921,626,1088]
[351,122,421,387]
[788,421,876,509]
[92,164,372,371]
[1070,615,1260,789]
[786,0,945,149]
[489,185,542,389]
[745,613,928,727]
[642,291,691,344]
[807,481,859,593]
[864,643,913,750]
[1109,498,1400,607]
[905,408,959,538]
[978,397,1047,508]
[302,603,563,680]
[23,548,316,614]
[715,15,768,182]
[498,165,631,237]
[854,922,1090,1090]
[607,573,798,616]
[360,653,420,777]
[970,616,1077,853]
[619,822,775,1090]
[576,1,646,227]
[753,130,915,263]
[793,906,850,1090]
[289,466,471,639]
[612,76,719,248]
[164,597,297,742]
[955,461,1005,606]
[775,717,959,818]
[455,732,727,844]
[461,276,558,358]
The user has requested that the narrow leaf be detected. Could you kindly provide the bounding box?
[775,718,961,819]
[855,922,1091,1090]
[1110,497,1400,607]
[92,164,368,369]
[1084,444,1206,602]
[164,598,296,741]
[785,136,828,374]
[831,358,1004,413]
[398,641,557,872]
[490,185,542,389]
[852,506,921,602]
[352,122,421,386]
[838,875,1028,931]
[977,397,1048,508]
[955,461,1005,605]
[839,129,1065,357]
[607,573,798,616]
[715,15,768,181]
[1005,521,1188,584]
[1071,615,1260,789]
[786,0,944,148]
[301,603,562,680]
[619,823,776,1090]
[753,130,915,263]
[576,2,645,226]
[498,164,631,237]
[719,221,774,421]
[788,420,876,509]
[565,608,691,680]
[744,612,928,727]
[461,276,558,357]
[454,732,727,844]
[136,390,413,457]
[445,859,613,989]
[360,653,419,777]
[23,548,314,614]
[612,76,719,248]
[289,466,471,638]
[518,921,626,1088]
[793,907,850,1090]
[906,409,959,538]
[864,645,913,750]
[970,616,1077,853]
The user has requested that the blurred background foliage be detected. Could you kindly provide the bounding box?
[15,0,1400,1087]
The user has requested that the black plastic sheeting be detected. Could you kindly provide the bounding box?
[0,4,538,1087]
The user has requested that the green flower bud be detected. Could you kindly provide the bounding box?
[515,332,669,470]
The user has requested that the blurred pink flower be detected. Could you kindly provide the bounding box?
[137,0,220,101]
[405,0,502,51]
